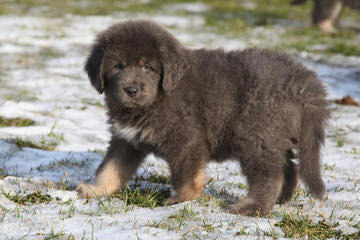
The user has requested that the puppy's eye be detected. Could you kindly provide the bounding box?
[142,64,152,72]
[114,63,124,70]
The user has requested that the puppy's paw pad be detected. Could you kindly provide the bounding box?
[76,183,97,198]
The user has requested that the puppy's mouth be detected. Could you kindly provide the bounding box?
[123,101,140,108]
[123,95,147,108]
[122,94,144,107]
[107,92,142,109]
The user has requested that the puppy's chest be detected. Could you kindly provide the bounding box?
[112,121,139,140]
[112,121,142,145]
[112,121,156,146]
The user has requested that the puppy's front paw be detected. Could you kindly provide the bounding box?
[164,193,201,206]
[164,197,182,206]
[76,183,98,198]
[226,198,267,217]
[227,203,260,217]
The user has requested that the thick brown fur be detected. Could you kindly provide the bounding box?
[291,0,360,33]
[76,20,330,216]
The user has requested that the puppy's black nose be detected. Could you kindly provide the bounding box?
[124,87,138,97]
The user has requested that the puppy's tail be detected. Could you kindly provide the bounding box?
[290,0,307,5]
[298,81,330,200]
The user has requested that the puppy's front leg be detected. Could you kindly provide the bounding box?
[76,138,147,198]
[164,141,208,205]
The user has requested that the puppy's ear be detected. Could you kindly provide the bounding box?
[85,43,105,94]
[160,46,188,94]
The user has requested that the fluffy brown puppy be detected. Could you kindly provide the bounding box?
[291,0,360,33]
[77,20,329,216]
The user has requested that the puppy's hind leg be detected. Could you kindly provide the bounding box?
[277,156,299,204]
[228,149,285,217]
[76,138,147,198]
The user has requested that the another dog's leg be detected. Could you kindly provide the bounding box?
[277,157,299,204]
[312,0,343,33]
[76,138,146,198]
[345,0,360,9]
[228,150,285,217]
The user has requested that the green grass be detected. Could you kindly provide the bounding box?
[1,86,39,102]
[330,42,360,56]
[202,0,359,56]
[283,27,360,56]
[0,116,35,127]
[51,158,88,168]
[0,0,318,20]
[350,147,359,154]
[44,179,72,191]
[238,182,248,190]
[0,167,8,180]
[133,173,171,185]
[201,219,217,232]
[275,213,360,240]
[14,52,46,70]
[1,0,359,57]
[324,163,336,171]
[10,122,64,151]
[12,137,58,151]
[12,47,64,72]
[148,204,196,232]
[111,186,170,209]
[202,0,305,31]
[81,98,105,108]
[196,194,224,208]
[143,173,170,184]
[39,47,65,59]
[168,204,196,222]
[0,0,191,16]
[37,158,89,172]
[337,139,345,147]
[4,190,52,205]
[36,227,83,240]
[13,137,46,149]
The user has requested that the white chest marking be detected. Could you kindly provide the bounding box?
[113,122,141,143]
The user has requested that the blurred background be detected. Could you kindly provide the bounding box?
[0,0,359,99]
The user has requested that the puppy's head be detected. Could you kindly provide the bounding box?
[85,20,188,108]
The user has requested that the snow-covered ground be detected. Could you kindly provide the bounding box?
[0,5,360,240]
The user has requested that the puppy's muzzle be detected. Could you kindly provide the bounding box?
[124,87,138,97]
